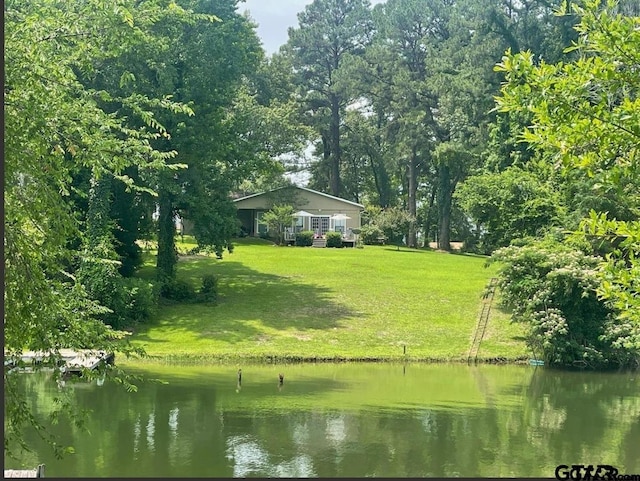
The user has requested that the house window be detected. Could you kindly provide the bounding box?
[333,218,346,234]
[310,216,330,235]
[256,211,268,235]
[295,216,304,232]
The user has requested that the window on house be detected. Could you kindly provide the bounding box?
[256,212,268,235]
[333,219,346,234]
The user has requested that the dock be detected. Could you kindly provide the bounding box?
[63,350,115,375]
[4,465,45,478]
[5,349,114,374]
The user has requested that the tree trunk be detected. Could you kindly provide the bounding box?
[423,185,437,247]
[156,187,177,281]
[437,165,452,251]
[329,94,341,197]
[407,147,418,248]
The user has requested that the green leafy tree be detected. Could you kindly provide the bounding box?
[356,0,498,248]
[494,0,640,365]
[151,0,262,281]
[455,168,566,253]
[146,0,299,280]
[286,0,373,197]
[262,205,296,245]
[377,207,416,250]
[4,0,193,456]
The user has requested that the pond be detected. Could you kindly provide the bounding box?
[4,363,640,478]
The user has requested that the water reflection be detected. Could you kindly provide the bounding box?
[5,364,640,478]
[226,434,317,478]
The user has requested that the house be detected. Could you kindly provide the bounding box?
[234,186,364,242]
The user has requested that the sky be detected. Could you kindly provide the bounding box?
[240,0,386,55]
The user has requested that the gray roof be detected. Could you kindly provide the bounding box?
[233,186,364,208]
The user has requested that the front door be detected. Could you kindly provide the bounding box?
[310,216,330,235]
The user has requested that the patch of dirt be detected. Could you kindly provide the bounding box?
[427,241,464,251]
[293,333,312,341]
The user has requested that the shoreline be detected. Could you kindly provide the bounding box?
[119,353,532,366]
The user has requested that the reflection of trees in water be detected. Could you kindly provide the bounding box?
[8,368,640,477]
[523,369,640,472]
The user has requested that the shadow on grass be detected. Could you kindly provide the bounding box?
[133,257,358,345]
[382,247,431,254]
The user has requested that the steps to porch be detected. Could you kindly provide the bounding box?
[312,237,327,248]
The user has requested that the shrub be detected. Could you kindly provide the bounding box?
[377,207,414,246]
[121,277,157,324]
[160,278,196,302]
[490,236,636,369]
[325,231,343,248]
[360,224,384,245]
[199,274,218,303]
[78,253,158,328]
[295,230,314,247]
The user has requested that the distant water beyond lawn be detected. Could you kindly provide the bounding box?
[131,238,528,362]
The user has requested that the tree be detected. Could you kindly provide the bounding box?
[138,0,270,280]
[455,167,566,253]
[367,0,443,247]
[262,205,296,246]
[4,0,195,456]
[286,0,373,197]
[493,0,640,366]
[376,207,416,250]
[147,0,305,279]
[358,0,499,249]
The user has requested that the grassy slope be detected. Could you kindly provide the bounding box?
[131,238,528,362]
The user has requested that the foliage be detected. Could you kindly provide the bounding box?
[376,207,416,248]
[144,0,280,279]
[198,274,218,303]
[277,0,599,252]
[325,231,344,248]
[360,224,385,245]
[494,0,640,364]
[78,175,157,329]
[295,230,315,247]
[575,212,640,363]
[492,236,638,368]
[160,278,197,302]
[262,204,295,246]
[110,167,146,277]
[286,0,373,197]
[4,0,192,456]
[121,278,158,324]
[455,168,566,253]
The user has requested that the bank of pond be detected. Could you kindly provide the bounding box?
[5,362,640,478]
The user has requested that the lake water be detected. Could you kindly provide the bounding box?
[4,363,640,478]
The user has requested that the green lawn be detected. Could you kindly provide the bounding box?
[130,237,528,363]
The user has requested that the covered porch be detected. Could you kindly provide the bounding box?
[237,209,360,240]
[283,211,358,247]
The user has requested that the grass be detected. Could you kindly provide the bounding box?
[130,237,528,363]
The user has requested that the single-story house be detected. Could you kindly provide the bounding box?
[234,186,364,239]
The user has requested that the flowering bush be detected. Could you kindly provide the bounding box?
[491,237,637,369]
